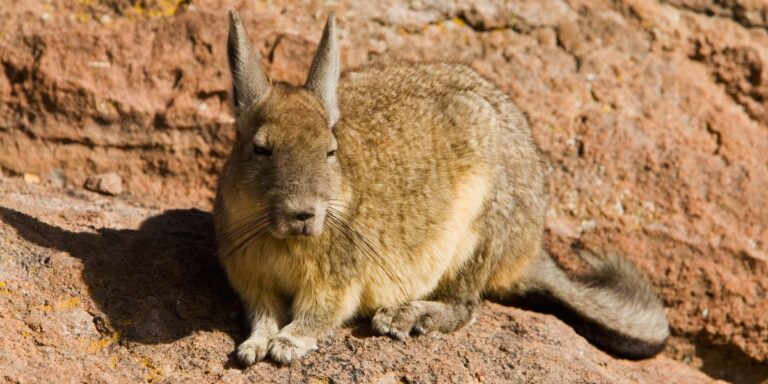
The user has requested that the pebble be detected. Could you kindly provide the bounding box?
[23,173,41,184]
[84,172,124,196]
[47,169,67,188]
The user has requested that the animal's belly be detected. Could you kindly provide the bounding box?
[357,171,491,314]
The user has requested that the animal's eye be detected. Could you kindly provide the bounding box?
[327,149,336,158]
[253,145,272,157]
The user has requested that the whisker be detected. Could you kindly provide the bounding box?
[216,212,270,245]
[221,217,274,260]
[214,202,270,218]
[216,200,411,300]
[326,207,410,300]
[218,219,273,260]
[216,206,274,260]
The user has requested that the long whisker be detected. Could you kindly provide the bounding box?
[221,216,274,260]
[326,206,410,300]
[214,202,270,219]
[216,211,270,244]
[217,217,271,251]
[217,200,411,300]
[216,207,274,260]
[218,213,270,246]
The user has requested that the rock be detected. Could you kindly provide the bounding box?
[0,177,716,383]
[47,169,66,188]
[0,0,766,382]
[22,173,40,184]
[84,172,123,196]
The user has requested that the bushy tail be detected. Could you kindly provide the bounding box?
[516,251,669,359]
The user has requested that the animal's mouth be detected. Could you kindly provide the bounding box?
[301,223,319,236]
[270,207,326,238]
[285,222,323,237]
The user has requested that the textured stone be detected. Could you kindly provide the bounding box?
[84,172,124,195]
[0,178,716,383]
[0,0,766,382]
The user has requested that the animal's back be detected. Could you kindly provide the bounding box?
[334,63,546,311]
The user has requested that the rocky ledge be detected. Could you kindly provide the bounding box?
[0,177,716,383]
[1,0,767,382]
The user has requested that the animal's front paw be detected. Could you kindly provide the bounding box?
[372,302,424,340]
[236,336,269,367]
[267,333,318,364]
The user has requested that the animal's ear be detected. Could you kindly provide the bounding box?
[228,9,270,115]
[305,12,340,128]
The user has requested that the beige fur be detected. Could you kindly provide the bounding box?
[214,10,669,365]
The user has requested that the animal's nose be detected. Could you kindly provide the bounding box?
[294,210,315,222]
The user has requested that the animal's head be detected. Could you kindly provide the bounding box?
[226,10,342,238]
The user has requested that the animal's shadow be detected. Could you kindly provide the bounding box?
[0,206,243,345]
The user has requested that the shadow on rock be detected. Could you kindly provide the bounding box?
[0,206,243,345]
[695,336,768,384]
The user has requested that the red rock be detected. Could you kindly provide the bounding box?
[0,0,766,382]
[84,172,124,196]
[0,177,716,383]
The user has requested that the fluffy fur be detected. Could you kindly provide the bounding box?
[214,10,669,366]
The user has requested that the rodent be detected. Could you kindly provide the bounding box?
[214,10,669,366]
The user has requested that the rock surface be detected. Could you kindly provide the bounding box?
[84,172,124,196]
[0,178,715,384]
[0,0,767,382]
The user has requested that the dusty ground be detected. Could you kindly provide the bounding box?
[1,0,767,382]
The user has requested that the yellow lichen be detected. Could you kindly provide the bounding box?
[74,11,92,24]
[125,0,185,19]
[642,21,655,31]
[56,297,81,310]
[35,297,81,312]
[87,331,119,352]
[139,355,163,383]
[38,304,54,312]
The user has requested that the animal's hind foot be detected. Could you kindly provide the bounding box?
[372,300,475,340]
